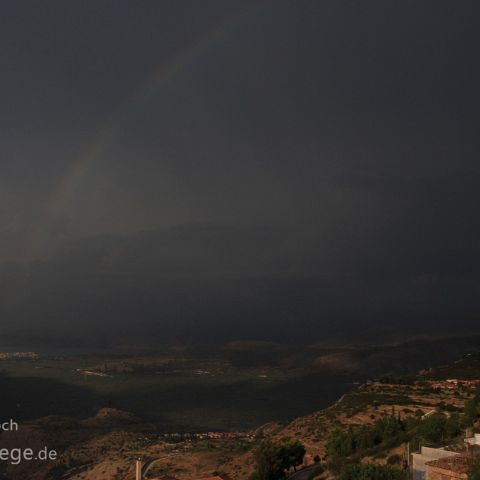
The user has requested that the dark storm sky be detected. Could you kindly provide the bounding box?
[1,1,480,344]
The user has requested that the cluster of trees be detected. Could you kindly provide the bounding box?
[326,411,463,463]
[251,439,306,480]
[251,392,480,480]
[415,412,463,446]
[326,415,404,462]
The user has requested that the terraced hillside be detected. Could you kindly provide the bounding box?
[1,350,480,480]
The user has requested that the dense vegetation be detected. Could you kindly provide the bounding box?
[326,411,463,466]
[324,382,480,479]
[338,463,407,480]
[251,439,306,480]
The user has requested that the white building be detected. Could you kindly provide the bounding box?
[411,446,460,480]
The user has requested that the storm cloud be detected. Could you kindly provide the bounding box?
[0,1,479,344]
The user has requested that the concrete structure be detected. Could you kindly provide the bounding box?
[466,433,480,446]
[425,455,469,480]
[421,410,438,420]
[411,447,460,480]
[136,459,143,480]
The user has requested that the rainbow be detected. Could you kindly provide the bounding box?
[25,2,270,259]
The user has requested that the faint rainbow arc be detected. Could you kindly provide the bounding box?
[47,27,223,215]
[26,2,269,259]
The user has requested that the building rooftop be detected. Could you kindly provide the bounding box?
[426,454,469,475]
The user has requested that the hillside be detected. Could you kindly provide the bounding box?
[1,349,480,480]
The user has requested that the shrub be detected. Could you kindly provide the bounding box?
[339,462,407,480]
[468,454,480,480]
[387,454,402,465]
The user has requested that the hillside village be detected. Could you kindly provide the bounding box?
[0,352,38,360]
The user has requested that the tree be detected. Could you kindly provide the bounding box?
[417,413,448,444]
[252,439,286,480]
[356,425,377,450]
[444,413,462,440]
[465,398,480,424]
[283,440,306,472]
[252,439,306,480]
[325,428,354,459]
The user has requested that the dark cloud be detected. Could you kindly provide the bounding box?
[0,1,479,344]
[1,224,479,345]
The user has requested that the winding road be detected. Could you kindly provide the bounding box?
[287,464,318,480]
